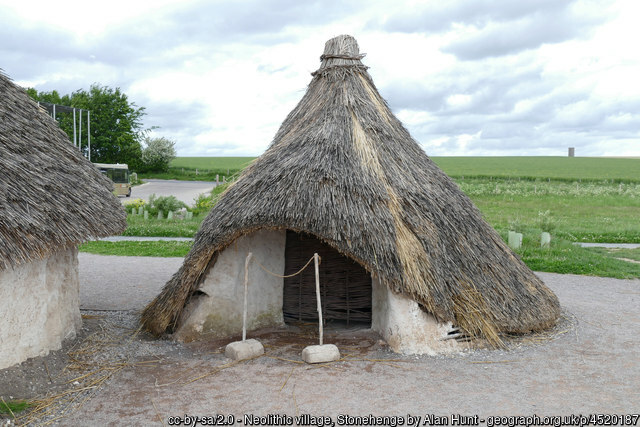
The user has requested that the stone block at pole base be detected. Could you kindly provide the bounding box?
[301,344,340,364]
[225,339,264,360]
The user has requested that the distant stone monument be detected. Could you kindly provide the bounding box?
[568,147,575,157]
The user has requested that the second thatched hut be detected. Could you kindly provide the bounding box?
[0,71,126,369]
[142,35,560,354]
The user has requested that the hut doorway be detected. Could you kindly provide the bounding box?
[283,230,372,326]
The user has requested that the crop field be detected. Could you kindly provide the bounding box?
[431,156,640,182]
[167,156,640,182]
[170,157,255,172]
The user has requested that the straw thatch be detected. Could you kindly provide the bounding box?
[141,35,560,343]
[0,70,126,270]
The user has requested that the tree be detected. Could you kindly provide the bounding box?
[141,137,177,172]
[27,85,146,170]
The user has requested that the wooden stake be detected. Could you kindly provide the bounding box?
[243,252,253,341]
[314,253,323,345]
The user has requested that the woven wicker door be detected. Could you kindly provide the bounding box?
[283,230,372,325]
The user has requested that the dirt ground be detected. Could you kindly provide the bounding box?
[1,260,639,425]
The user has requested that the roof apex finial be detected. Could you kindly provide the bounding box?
[317,35,366,71]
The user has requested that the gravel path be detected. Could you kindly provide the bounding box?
[78,253,183,310]
[578,243,640,249]
[70,256,640,424]
[4,256,639,425]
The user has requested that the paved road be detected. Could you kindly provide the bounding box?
[579,242,640,249]
[122,179,219,206]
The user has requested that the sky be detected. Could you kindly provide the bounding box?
[1,0,639,157]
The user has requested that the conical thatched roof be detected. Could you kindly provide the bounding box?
[0,71,126,271]
[142,35,560,343]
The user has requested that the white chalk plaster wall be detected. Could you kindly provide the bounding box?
[371,277,464,355]
[175,229,286,341]
[0,247,82,369]
[174,228,464,354]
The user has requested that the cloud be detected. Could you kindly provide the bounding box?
[2,0,638,157]
[442,8,601,60]
[375,0,608,60]
[376,0,571,34]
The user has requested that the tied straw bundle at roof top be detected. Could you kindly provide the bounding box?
[0,70,126,270]
[141,35,560,345]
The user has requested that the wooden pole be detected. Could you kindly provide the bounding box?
[243,252,253,341]
[314,253,323,345]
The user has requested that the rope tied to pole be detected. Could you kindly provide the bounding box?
[254,254,320,278]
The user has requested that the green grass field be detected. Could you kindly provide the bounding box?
[165,156,640,182]
[147,157,255,180]
[170,157,255,171]
[89,156,640,277]
[80,240,193,257]
[431,156,640,182]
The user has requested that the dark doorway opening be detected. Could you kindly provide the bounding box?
[283,230,372,326]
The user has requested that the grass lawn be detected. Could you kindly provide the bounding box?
[121,215,203,238]
[0,399,31,416]
[79,241,193,257]
[460,179,640,243]
[514,239,640,279]
[584,247,640,263]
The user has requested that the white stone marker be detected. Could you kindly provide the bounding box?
[301,253,341,364]
[224,252,265,361]
[541,232,551,248]
[508,231,523,249]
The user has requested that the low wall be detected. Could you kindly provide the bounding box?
[0,247,82,369]
[175,229,286,341]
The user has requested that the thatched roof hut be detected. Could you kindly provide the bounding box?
[0,70,126,368]
[141,35,560,352]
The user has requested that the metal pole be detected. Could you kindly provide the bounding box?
[88,110,91,161]
[73,108,77,147]
[242,252,253,342]
[53,104,56,120]
[79,109,82,152]
[314,253,323,345]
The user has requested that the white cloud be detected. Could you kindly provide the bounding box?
[2,0,638,157]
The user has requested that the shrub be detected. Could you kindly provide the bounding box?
[123,198,146,211]
[146,194,187,215]
[190,183,230,216]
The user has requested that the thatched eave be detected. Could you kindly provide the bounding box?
[0,71,127,271]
